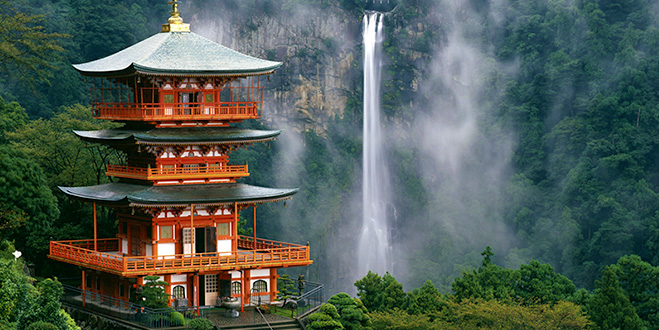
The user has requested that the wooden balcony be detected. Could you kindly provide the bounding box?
[106,164,249,181]
[49,236,312,276]
[93,102,260,122]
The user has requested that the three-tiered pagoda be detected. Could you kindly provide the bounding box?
[49,1,312,309]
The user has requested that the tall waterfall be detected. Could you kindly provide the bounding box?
[357,12,390,277]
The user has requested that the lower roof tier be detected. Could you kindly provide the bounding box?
[74,127,281,147]
[59,182,297,207]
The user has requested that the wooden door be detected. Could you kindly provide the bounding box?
[130,225,140,256]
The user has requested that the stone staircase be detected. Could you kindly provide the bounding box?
[219,319,303,330]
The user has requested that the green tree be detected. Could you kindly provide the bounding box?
[437,299,591,329]
[0,145,59,268]
[327,293,371,330]
[134,275,169,309]
[354,271,406,312]
[0,97,28,143]
[610,255,659,328]
[0,0,66,86]
[308,303,344,330]
[0,241,80,330]
[587,265,646,330]
[406,280,445,318]
[515,260,576,304]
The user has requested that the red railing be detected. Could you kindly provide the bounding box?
[49,238,312,276]
[237,235,307,251]
[106,164,249,181]
[92,101,261,121]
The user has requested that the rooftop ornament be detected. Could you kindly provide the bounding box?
[162,0,190,33]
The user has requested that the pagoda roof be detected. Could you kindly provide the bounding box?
[73,127,281,146]
[59,182,297,207]
[72,31,282,77]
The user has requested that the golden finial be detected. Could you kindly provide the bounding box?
[162,0,190,32]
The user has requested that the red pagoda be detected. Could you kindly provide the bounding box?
[48,1,312,310]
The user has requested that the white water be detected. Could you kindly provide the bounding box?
[357,12,390,277]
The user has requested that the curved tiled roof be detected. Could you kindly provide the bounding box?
[73,32,282,77]
[74,127,281,146]
[59,183,297,207]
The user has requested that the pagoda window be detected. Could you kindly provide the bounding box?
[231,281,241,295]
[182,228,194,254]
[173,285,185,299]
[253,280,267,293]
[217,222,230,238]
[206,275,218,293]
[160,225,173,240]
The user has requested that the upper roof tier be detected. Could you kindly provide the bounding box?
[73,31,282,77]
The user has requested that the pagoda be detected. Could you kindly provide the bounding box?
[48,1,312,310]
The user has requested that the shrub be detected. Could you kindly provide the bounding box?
[170,311,185,327]
[187,317,214,330]
[26,322,58,330]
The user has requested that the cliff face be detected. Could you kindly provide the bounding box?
[190,6,363,134]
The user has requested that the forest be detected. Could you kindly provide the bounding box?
[1,0,659,329]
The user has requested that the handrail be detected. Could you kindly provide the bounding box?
[106,164,249,180]
[93,101,261,120]
[50,238,312,275]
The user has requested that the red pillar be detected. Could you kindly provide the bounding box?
[194,274,199,312]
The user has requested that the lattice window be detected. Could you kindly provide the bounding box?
[253,280,267,293]
[206,275,218,293]
[217,223,230,236]
[173,285,185,299]
[183,228,192,244]
[160,225,172,239]
[231,281,241,295]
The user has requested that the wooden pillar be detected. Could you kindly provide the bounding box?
[253,205,256,246]
[190,204,194,254]
[240,270,245,312]
[152,225,158,257]
[194,274,200,314]
[81,270,86,307]
[271,270,278,302]
[93,202,97,251]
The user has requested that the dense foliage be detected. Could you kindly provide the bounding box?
[311,251,659,329]
[0,241,80,330]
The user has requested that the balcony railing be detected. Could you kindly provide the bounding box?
[106,164,249,181]
[49,236,312,276]
[92,101,260,121]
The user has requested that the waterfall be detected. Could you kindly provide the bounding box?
[357,12,390,277]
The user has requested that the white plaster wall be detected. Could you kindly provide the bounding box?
[217,240,231,254]
[171,274,187,283]
[122,239,128,254]
[145,244,152,256]
[158,243,176,259]
[250,269,270,278]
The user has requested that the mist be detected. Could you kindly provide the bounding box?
[181,0,627,294]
